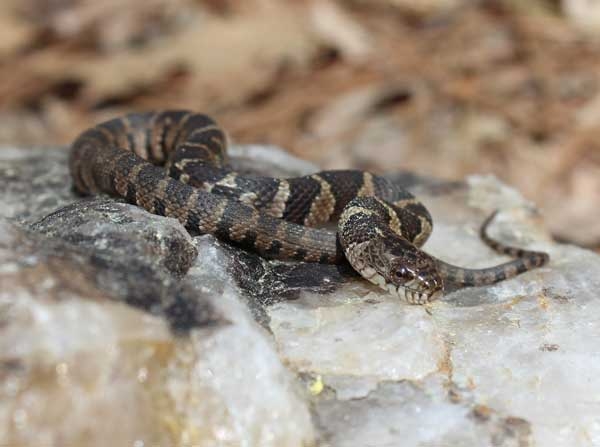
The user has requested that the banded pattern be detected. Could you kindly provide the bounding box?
[69,110,550,304]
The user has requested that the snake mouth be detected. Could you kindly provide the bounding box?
[366,271,443,304]
[379,275,443,304]
[386,282,443,305]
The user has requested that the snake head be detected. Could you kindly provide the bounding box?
[387,258,443,304]
[341,223,444,304]
[382,239,444,304]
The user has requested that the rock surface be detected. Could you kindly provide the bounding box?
[1,145,598,447]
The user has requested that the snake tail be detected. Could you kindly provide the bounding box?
[435,211,549,287]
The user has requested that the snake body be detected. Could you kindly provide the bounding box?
[69,111,549,303]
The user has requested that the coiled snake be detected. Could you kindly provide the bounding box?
[69,111,549,304]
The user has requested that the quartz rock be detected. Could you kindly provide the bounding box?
[1,144,598,447]
[0,146,315,447]
[267,173,596,447]
[0,147,74,223]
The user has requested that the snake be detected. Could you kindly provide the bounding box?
[69,110,549,304]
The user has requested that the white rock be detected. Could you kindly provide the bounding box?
[2,145,598,447]
[270,294,445,380]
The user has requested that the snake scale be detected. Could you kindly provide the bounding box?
[69,110,549,304]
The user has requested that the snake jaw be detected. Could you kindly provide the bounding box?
[388,282,443,304]
[370,273,442,304]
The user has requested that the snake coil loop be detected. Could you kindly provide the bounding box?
[70,111,549,304]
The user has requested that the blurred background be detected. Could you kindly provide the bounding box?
[0,0,598,251]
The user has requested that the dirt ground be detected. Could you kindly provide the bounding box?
[0,0,598,250]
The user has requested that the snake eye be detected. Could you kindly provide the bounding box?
[393,267,414,283]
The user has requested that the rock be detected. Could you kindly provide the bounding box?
[0,147,74,223]
[1,144,598,447]
[0,146,315,446]
[267,175,598,447]
[312,378,533,446]
[0,219,176,446]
